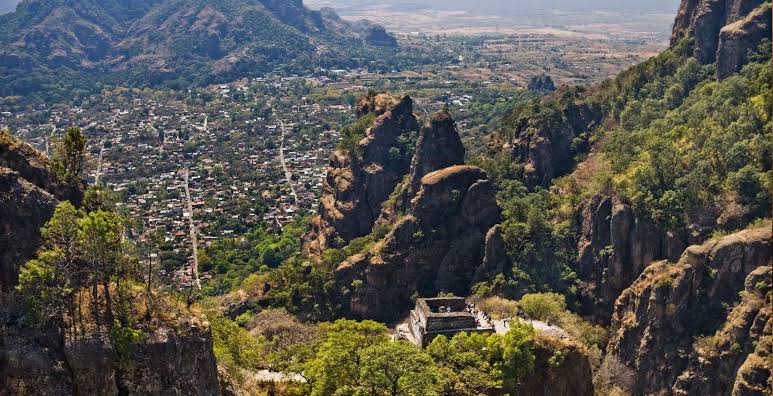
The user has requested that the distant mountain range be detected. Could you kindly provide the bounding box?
[0,0,397,102]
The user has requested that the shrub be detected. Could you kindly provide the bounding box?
[518,293,566,323]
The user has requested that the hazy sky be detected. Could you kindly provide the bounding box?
[305,0,681,13]
[0,0,18,14]
[0,0,681,18]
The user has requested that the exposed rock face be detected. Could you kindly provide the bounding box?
[0,131,82,292]
[406,110,466,195]
[0,309,222,395]
[673,266,771,395]
[473,225,512,285]
[606,226,772,395]
[0,130,81,203]
[573,195,687,322]
[336,165,502,321]
[527,74,556,92]
[354,93,399,118]
[0,168,58,293]
[365,26,398,47]
[717,3,772,79]
[508,99,602,188]
[379,109,466,223]
[671,0,769,65]
[303,96,419,257]
[517,335,594,396]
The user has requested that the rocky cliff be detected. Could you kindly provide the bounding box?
[1,299,223,395]
[606,225,772,395]
[336,165,502,321]
[506,93,603,189]
[303,95,419,257]
[717,2,772,79]
[0,130,81,292]
[527,74,557,92]
[671,0,770,73]
[517,334,594,396]
[378,108,466,223]
[573,195,689,322]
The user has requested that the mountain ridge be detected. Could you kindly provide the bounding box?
[0,0,397,101]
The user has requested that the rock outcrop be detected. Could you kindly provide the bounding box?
[0,130,224,396]
[0,303,223,395]
[527,74,557,92]
[508,97,602,188]
[378,108,466,223]
[671,0,770,68]
[303,96,419,257]
[573,195,688,322]
[517,335,595,396]
[0,131,82,292]
[336,165,502,321]
[606,225,772,395]
[0,168,58,293]
[717,3,772,79]
[365,26,398,47]
[672,266,771,395]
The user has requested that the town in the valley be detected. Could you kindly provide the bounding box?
[0,32,663,290]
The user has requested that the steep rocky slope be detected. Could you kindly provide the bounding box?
[573,195,689,322]
[1,299,223,395]
[606,225,771,395]
[493,0,771,327]
[377,108,466,224]
[0,130,80,292]
[518,334,594,396]
[300,97,505,321]
[336,165,501,321]
[671,0,769,66]
[303,95,419,257]
[717,2,772,79]
[0,130,226,395]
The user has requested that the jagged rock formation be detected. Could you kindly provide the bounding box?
[364,26,398,47]
[717,2,772,79]
[473,225,513,285]
[671,0,770,68]
[573,195,688,322]
[0,303,223,395]
[606,226,772,395]
[336,165,502,321]
[303,96,419,257]
[406,110,466,196]
[517,335,594,396]
[672,266,771,395]
[378,109,466,223]
[0,131,81,292]
[527,74,557,92]
[306,100,503,321]
[354,92,400,118]
[507,97,602,188]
